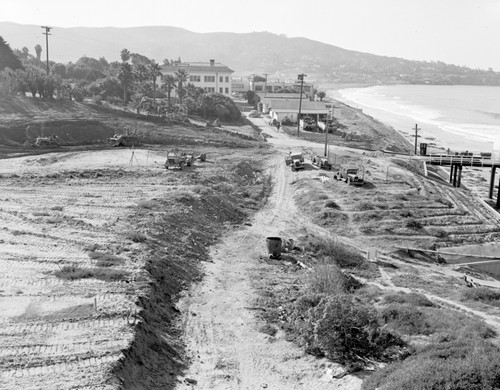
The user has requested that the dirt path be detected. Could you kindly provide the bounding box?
[176,122,362,389]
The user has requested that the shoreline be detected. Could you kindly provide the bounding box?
[325,85,500,156]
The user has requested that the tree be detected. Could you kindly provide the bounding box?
[134,64,149,83]
[118,62,133,103]
[35,44,42,62]
[317,90,326,101]
[148,61,162,100]
[174,68,189,104]
[0,36,23,71]
[161,74,176,107]
[51,63,67,79]
[120,48,131,63]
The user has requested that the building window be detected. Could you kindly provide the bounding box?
[204,87,215,93]
[266,86,272,92]
[204,75,215,82]
[219,87,223,93]
[225,87,229,94]
[255,85,263,91]
[219,76,223,82]
[189,75,200,82]
[225,76,229,83]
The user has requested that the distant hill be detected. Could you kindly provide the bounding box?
[2,22,500,85]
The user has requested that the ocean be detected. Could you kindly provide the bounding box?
[328,85,500,155]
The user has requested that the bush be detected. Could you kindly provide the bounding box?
[54,265,129,281]
[125,231,147,242]
[362,339,500,390]
[404,218,423,230]
[306,262,362,295]
[324,200,340,209]
[460,287,500,306]
[304,236,367,269]
[383,292,434,307]
[309,295,403,364]
[55,265,94,280]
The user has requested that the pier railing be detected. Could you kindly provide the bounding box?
[425,153,499,167]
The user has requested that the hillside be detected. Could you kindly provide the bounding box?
[2,22,500,85]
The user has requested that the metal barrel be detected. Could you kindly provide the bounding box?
[266,237,282,258]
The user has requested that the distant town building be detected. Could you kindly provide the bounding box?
[160,59,234,96]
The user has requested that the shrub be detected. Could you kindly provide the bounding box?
[324,200,340,209]
[404,218,423,230]
[125,231,147,242]
[310,295,403,364]
[358,202,375,211]
[306,263,362,296]
[304,236,367,269]
[55,265,94,280]
[54,265,129,281]
[460,287,500,306]
[362,339,500,390]
[383,292,434,307]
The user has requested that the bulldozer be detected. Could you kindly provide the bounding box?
[110,128,139,147]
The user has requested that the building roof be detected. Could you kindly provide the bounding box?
[161,62,234,73]
[256,93,305,100]
[269,99,329,112]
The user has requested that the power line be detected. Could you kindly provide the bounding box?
[41,26,52,75]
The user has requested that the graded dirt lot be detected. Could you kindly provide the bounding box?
[2,96,500,389]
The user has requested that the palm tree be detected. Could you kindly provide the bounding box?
[161,74,176,107]
[148,61,162,102]
[174,68,189,104]
[34,44,42,62]
[118,62,133,103]
[134,64,149,83]
[120,48,131,63]
[317,90,326,101]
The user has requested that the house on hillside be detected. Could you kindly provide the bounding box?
[268,99,329,124]
[254,92,308,114]
[160,59,234,96]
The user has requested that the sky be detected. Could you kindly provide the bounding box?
[3,0,500,70]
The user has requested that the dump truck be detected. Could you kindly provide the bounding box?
[312,155,332,170]
[333,165,364,185]
[285,151,305,171]
[299,116,316,131]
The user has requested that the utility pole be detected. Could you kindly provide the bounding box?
[324,108,332,156]
[41,26,52,75]
[296,73,306,137]
[413,123,420,155]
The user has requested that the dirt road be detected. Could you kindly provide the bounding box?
[176,121,363,389]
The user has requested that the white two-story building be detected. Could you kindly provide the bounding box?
[160,59,234,96]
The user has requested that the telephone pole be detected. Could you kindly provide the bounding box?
[41,26,52,75]
[413,123,421,155]
[296,73,306,137]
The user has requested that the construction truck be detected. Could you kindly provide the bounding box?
[333,165,364,186]
[285,151,305,171]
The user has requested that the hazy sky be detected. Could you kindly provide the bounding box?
[3,0,500,70]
